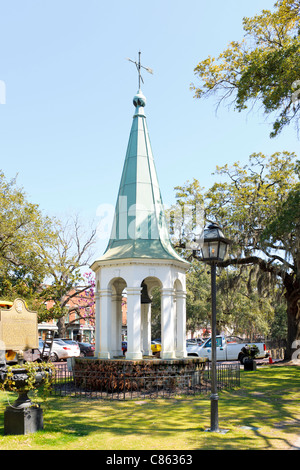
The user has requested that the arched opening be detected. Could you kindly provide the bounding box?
[95,271,186,360]
[140,277,162,357]
[109,277,127,357]
[137,277,186,359]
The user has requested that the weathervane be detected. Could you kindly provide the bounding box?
[126,51,153,89]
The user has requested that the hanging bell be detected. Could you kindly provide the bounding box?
[141,281,152,304]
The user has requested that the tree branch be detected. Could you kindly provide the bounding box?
[192,253,287,280]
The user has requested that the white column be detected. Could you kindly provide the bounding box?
[116,295,123,355]
[175,290,187,358]
[126,287,143,360]
[141,303,152,356]
[98,288,112,359]
[111,294,123,357]
[161,287,176,359]
[94,290,101,358]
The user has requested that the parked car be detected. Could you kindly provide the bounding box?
[121,341,161,356]
[59,339,81,357]
[5,348,41,363]
[23,347,41,362]
[186,335,267,362]
[151,341,161,355]
[78,342,95,357]
[186,338,203,347]
[39,338,80,362]
[59,338,80,357]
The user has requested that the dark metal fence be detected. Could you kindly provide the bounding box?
[51,361,240,400]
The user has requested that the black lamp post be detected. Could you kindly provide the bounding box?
[200,222,231,432]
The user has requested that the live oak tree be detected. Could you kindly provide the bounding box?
[0,171,55,307]
[206,152,299,359]
[216,265,277,340]
[0,172,97,335]
[191,0,300,137]
[173,151,299,359]
[174,245,278,341]
[261,179,300,356]
[185,260,211,336]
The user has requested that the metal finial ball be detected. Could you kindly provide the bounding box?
[133,91,146,107]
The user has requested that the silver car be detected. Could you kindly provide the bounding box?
[58,339,81,358]
[39,338,80,362]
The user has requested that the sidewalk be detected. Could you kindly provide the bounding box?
[291,436,300,450]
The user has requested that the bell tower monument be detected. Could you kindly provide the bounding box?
[91,53,189,360]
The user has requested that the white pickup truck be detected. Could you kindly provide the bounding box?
[187,336,267,363]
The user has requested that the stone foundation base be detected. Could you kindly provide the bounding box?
[4,406,43,435]
[72,356,207,393]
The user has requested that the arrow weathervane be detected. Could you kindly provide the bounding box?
[126,51,153,89]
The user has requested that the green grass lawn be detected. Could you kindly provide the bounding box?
[0,364,299,450]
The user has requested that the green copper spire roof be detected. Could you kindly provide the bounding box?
[96,90,188,265]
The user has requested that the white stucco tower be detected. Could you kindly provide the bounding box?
[91,88,189,360]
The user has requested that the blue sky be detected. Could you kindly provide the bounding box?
[0,0,299,257]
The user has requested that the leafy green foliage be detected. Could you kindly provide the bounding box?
[0,172,53,278]
[172,152,299,355]
[0,171,58,312]
[206,152,298,259]
[0,172,96,329]
[192,0,300,137]
[217,266,275,339]
[185,260,211,334]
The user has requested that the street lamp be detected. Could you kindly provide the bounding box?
[200,222,231,432]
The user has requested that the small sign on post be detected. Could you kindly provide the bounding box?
[0,299,39,352]
[0,299,46,435]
